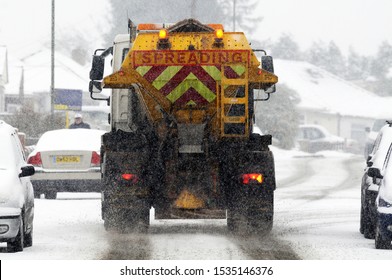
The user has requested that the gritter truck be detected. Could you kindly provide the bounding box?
[89,18,278,233]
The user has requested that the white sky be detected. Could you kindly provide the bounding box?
[0,0,110,59]
[0,0,391,58]
[254,0,392,55]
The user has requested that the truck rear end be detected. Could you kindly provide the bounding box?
[89,19,278,234]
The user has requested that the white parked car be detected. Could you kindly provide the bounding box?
[296,124,359,153]
[27,129,106,199]
[0,120,35,252]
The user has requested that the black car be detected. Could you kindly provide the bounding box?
[360,121,392,239]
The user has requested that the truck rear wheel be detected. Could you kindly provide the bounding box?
[103,199,150,233]
[227,208,273,234]
[227,191,274,234]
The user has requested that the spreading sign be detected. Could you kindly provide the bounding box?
[133,50,249,66]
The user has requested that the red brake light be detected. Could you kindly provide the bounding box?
[27,152,42,167]
[121,173,139,183]
[242,173,263,184]
[91,151,100,167]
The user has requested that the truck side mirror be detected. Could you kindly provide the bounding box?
[367,167,383,179]
[89,81,109,105]
[89,80,102,93]
[265,84,276,94]
[261,56,274,73]
[90,55,105,80]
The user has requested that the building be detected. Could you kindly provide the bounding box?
[275,59,392,147]
[4,49,94,112]
[3,48,108,129]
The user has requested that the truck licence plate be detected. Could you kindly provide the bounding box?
[55,155,81,164]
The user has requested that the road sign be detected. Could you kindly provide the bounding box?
[54,88,82,111]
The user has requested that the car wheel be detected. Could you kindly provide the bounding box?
[7,216,24,252]
[33,190,41,199]
[45,191,57,199]
[375,224,392,249]
[363,203,375,239]
[24,226,33,247]
[360,204,365,234]
[360,186,365,234]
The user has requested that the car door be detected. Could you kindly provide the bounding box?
[11,132,34,227]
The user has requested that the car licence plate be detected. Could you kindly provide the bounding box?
[55,155,81,164]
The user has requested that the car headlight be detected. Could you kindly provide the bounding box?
[379,197,392,208]
[0,225,9,234]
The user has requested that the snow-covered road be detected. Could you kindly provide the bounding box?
[1,148,392,260]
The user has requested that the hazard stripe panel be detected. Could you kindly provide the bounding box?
[135,58,247,106]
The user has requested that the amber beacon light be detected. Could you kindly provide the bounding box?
[158,29,170,49]
[213,29,224,47]
[159,29,168,40]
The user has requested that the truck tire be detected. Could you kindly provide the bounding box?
[248,192,274,234]
[227,209,248,234]
[103,199,150,233]
[227,193,274,234]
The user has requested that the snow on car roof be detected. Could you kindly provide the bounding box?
[34,129,105,152]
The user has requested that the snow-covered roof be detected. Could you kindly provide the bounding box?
[275,59,392,119]
[4,49,89,95]
[0,46,8,85]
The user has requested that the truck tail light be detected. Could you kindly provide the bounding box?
[27,152,42,167]
[90,151,100,167]
[121,173,139,184]
[242,173,263,184]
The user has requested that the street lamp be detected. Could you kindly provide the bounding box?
[51,0,55,117]
[191,0,196,18]
[233,0,236,31]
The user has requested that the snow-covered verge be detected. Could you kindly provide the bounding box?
[1,147,391,261]
[273,147,392,259]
